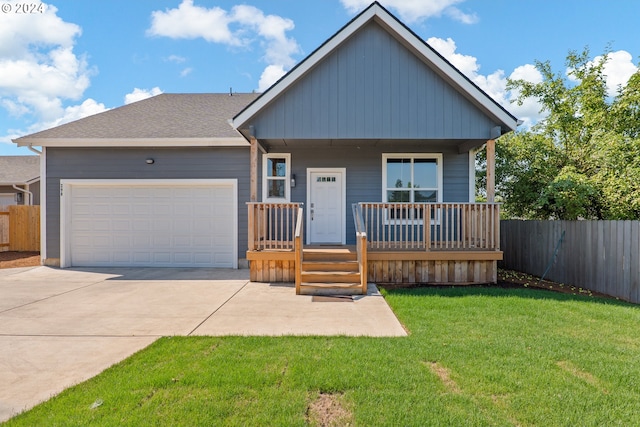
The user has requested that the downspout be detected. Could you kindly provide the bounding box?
[24,145,42,206]
[27,145,41,155]
[27,144,45,262]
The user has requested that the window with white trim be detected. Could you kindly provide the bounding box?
[262,153,290,201]
[382,153,442,221]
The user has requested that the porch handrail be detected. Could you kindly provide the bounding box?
[359,202,500,251]
[247,202,301,251]
[352,203,368,294]
[294,206,304,294]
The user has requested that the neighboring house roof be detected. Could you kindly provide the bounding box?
[0,156,40,185]
[233,1,518,137]
[14,93,260,148]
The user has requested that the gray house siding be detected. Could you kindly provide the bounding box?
[266,142,469,245]
[45,147,250,260]
[250,22,497,141]
[29,181,41,205]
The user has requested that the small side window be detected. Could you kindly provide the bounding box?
[263,153,291,201]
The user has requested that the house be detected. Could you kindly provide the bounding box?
[0,156,40,206]
[13,2,517,294]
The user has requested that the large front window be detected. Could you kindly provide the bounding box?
[383,153,442,221]
[383,154,441,203]
[263,153,290,201]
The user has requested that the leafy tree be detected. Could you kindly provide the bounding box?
[493,47,640,220]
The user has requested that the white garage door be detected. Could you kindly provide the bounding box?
[62,180,237,268]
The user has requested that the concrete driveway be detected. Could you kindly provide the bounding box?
[0,266,406,421]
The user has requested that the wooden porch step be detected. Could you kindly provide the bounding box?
[299,282,362,296]
[301,271,360,283]
[302,260,359,272]
[303,247,356,262]
[298,245,364,295]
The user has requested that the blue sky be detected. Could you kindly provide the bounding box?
[1,0,638,156]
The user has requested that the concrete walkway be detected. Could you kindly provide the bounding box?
[0,266,406,421]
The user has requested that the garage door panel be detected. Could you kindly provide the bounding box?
[112,204,131,215]
[113,253,131,263]
[67,181,236,268]
[133,252,151,263]
[112,235,131,247]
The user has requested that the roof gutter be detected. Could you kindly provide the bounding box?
[15,137,249,148]
[27,145,42,155]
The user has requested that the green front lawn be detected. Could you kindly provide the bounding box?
[6,287,640,426]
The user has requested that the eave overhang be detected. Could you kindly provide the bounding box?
[14,137,250,148]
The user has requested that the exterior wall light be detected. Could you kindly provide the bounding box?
[146,158,155,164]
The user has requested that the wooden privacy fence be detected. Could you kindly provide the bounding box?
[501,220,640,304]
[0,205,40,252]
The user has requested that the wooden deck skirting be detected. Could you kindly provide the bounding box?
[367,258,498,285]
[247,248,501,284]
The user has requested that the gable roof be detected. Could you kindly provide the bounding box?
[0,156,40,185]
[14,93,259,148]
[233,1,517,135]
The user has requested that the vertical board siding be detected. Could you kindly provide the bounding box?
[501,220,640,303]
[251,22,497,140]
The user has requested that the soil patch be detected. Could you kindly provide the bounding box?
[380,269,615,301]
[306,392,353,427]
[497,269,614,300]
[0,251,40,269]
[425,361,460,394]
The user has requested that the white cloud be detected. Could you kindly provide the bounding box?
[166,54,187,63]
[340,0,477,24]
[124,87,163,105]
[147,0,301,92]
[595,50,637,97]
[258,65,286,93]
[427,37,545,127]
[427,37,479,76]
[432,41,637,129]
[148,0,235,44]
[36,98,108,130]
[0,1,79,58]
[0,1,97,133]
[2,98,108,146]
[507,64,545,128]
[180,67,193,77]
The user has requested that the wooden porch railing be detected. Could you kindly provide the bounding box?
[359,203,500,251]
[247,203,301,251]
[352,203,368,294]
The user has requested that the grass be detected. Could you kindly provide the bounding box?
[6,286,640,426]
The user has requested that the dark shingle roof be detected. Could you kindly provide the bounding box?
[0,156,39,184]
[14,93,259,142]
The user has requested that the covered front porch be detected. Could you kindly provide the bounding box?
[247,202,502,294]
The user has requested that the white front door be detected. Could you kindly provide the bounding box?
[307,168,345,244]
